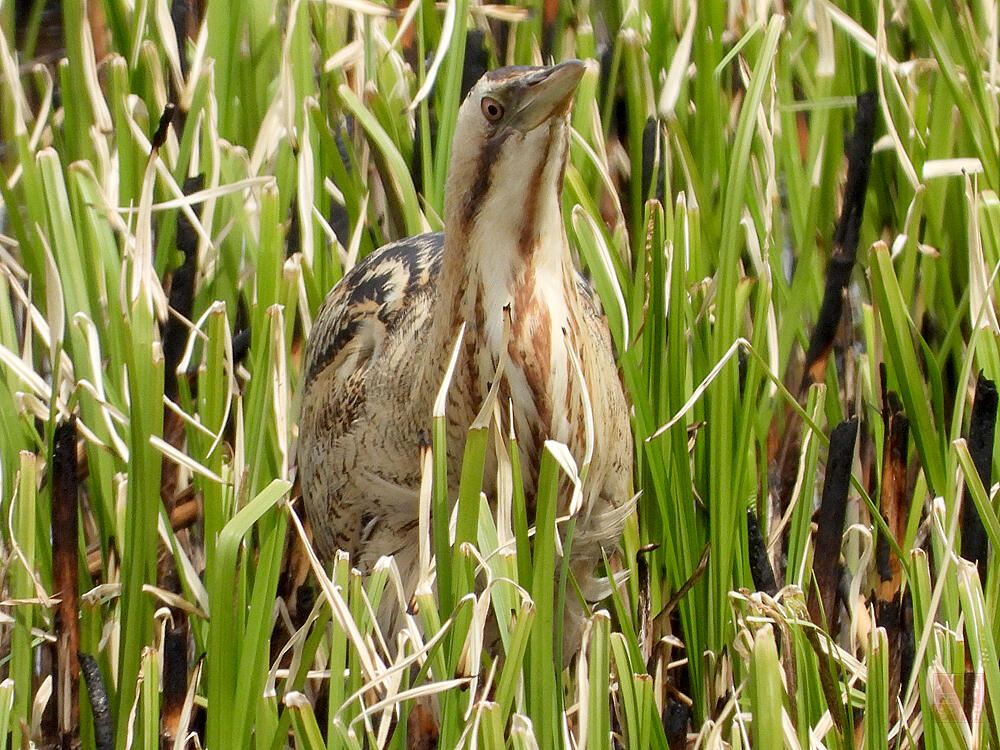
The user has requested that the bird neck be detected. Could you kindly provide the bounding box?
[436,115,577,346]
[435,193,577,357]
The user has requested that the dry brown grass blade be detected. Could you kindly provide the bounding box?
[876,390,909,600]
[873,387,910,726]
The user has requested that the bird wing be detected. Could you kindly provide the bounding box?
[571,268,634,538]
[298,232,444,559]
[303,232,445,387]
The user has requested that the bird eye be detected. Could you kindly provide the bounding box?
[481,97,504,122]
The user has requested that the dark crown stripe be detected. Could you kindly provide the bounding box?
[460,130,512,233]
[517,125,555,257]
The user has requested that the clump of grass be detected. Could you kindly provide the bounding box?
[1,1,999,748]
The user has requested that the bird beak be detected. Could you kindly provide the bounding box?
[509,59,585,133]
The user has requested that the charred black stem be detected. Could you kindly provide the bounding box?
[162,175,203,402]
[801,92,877,391]
[962,373,997,581]
[162,621,189,743]
[809,417,858,631]
[52,416,80,747]
[79,653,114,750]
[746,510,777,596]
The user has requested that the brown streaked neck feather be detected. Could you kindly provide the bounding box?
[433,115,579,358]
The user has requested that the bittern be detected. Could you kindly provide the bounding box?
[298,60,633,640]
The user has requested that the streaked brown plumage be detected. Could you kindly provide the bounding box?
[298,61,633,638]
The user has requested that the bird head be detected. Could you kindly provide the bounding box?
[444,60,585,245]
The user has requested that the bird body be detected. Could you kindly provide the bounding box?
[298,61,633,633]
